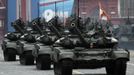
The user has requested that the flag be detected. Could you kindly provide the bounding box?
[99,2,111,21]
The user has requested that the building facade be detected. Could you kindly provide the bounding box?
[6,0,134,31]
[73,0,134,25]
[7,0,39,32]
[0,0,6,43]
[0,0,39,43]
[120,0,134,18]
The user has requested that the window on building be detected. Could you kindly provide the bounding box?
[0,20,2,27]
[0,19,4,27]
[120,0,134,18]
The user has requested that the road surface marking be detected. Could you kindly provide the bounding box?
[128,63,134,66]
[130,52,134,57]
[73,70,84,74]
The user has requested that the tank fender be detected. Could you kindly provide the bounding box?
[112,49,130,61]
[58,52,74,61]
[23,44,36,52]
[5,42,17,50]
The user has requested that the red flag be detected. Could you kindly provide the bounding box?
[99,2,111,21]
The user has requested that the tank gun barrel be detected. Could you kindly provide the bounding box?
[32,21,48,37]
[70,22,89,48]
[11,20,25,35]
[47,17,62,38]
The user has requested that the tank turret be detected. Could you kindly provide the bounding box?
[47,17,75,49]
[11,18,26,35]
[31,17,53,45]
[70,20,118,48]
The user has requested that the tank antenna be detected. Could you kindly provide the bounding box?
[54,2,57,26]
[77,0,80,26]
[63,1,65,27]
[38,0,40,18]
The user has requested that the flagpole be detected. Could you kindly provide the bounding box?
[38,0,40,18]
[55,2,57,16]
[54,2,57,25]
[77,0,79,26]
[98,2,101,21]
[77,0,79,17]
[62,1,65,27]
[19,2,21,18]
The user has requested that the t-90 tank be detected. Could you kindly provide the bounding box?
[1,18,25,61]
[17,18,41,65]
[52,17,130,75]
[32,16,65,70]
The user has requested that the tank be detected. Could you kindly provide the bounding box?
[17,18,40,65]
[52,17,130,75]
[1,19,25,61]
[17,33,37,65]
[32,16,64,70]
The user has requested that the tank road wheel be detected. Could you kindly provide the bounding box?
[19,51,34,65]
[3,49,16,61]
[106,59,127,75]
[36,55,51,70]
[54,60,73,75]
[114,59,127,75]
[54,62,60,75]
[106,61,115,75]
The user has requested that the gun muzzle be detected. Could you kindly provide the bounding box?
[71,23,76,27]
[32,22,37,25]
[48,22,53,26]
